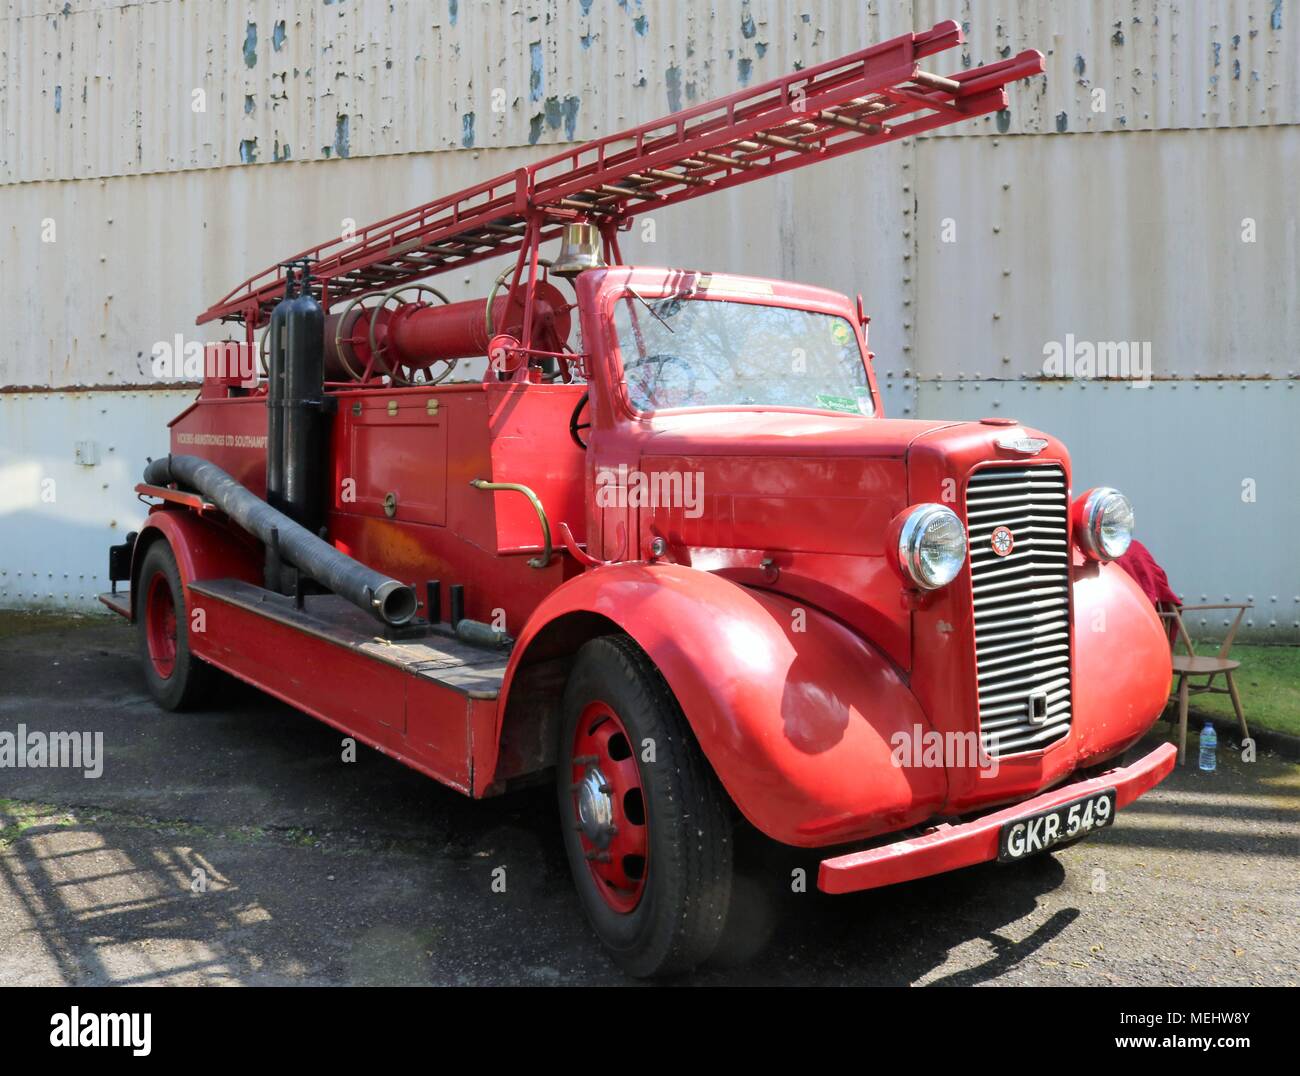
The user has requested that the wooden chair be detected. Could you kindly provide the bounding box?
[1158,603,1251,764]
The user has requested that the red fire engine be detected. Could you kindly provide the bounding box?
[102,22,1175,977]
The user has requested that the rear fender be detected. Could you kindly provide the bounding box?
[499,563,945,847]
[132,507,260,618]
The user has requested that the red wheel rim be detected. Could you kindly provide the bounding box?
[569,701,649,914]
[144,572,178,679]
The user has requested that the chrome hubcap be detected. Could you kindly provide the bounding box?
[576,766,615,847]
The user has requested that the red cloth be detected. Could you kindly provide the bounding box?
[1115,538,1180,609]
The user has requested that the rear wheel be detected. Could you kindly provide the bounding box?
[557,635,732,977]
[135,540,214,711]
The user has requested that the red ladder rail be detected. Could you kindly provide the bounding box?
[198,20,1042,329]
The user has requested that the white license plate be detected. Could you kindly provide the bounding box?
[998,788,1116,862]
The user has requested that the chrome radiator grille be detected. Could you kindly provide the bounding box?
[966,465,1072,756]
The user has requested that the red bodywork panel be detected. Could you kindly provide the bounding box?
[166,379,587,632]
[499,563,945,847]
[572,266,952,671]
[134,506,261,599]
[184,580,486,794]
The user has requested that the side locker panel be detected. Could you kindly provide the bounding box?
[345,395,448,525]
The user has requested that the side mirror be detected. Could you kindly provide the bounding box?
[856,293,870,329]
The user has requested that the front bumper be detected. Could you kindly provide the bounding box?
[817,741,1176,894]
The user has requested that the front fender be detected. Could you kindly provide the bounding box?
[501,563,945,847]
[1071,559,1173,764]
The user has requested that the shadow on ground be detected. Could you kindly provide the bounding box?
[1,612,1296,986]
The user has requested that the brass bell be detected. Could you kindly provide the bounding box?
[550,221,605,277]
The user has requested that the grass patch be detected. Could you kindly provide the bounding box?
[0,796,321,850]
[1178,643,1300,738]
[0,799,79,846]
[0,609,101,640]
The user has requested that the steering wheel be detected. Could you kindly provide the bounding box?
[623,353,697,409]
[569,392,591,450]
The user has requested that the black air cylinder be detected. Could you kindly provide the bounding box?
[281,270,328,542]
[264,269,295,519]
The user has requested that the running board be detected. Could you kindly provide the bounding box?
[188,578,508,699]
[98,590,132,620]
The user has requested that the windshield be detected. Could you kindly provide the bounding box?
[612,294,873,415]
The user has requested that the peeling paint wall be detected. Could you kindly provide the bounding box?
[1,144,572,389]
[916,0,1300,134]
[1,1,1297,625]
[0,0,908,183]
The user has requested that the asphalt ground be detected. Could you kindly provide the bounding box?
[1,611,1296,986]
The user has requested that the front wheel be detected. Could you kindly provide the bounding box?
[558,635,733,977]
[135,539,215,711]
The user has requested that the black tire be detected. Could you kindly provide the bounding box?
[557,635,733,977]
[135,540,215,711]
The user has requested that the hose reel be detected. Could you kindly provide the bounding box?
[327,284,458,385]
[371,284,457,386]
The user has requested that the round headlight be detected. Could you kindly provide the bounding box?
[1077,487,1134,561]
[898,504,967,590]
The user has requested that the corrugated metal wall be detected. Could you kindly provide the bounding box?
[916,0,1300,134]
[1,0,1297,633]
[0,389,198,607]
[1,0,911,182]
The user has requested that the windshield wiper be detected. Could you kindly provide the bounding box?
[627,287,676,334]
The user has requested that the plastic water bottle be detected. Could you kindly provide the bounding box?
[1198,721,1217,772]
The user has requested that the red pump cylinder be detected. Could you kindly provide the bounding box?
[388,279,571,360]
[325,280,572,381]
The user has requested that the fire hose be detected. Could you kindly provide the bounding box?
[142,454,417,627]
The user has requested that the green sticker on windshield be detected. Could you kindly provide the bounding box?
[830,320,853,346]
[815,393,860,414]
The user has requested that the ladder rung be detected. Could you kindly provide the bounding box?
[559,196,616,212]
[635,168,710,187]
[752,130,814,152]
[818,110,885,135]
[912,69,962,93]
[698,151,751,169]
[599,182,662,200]
[844,97,891,115]
[387,238,422,255]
